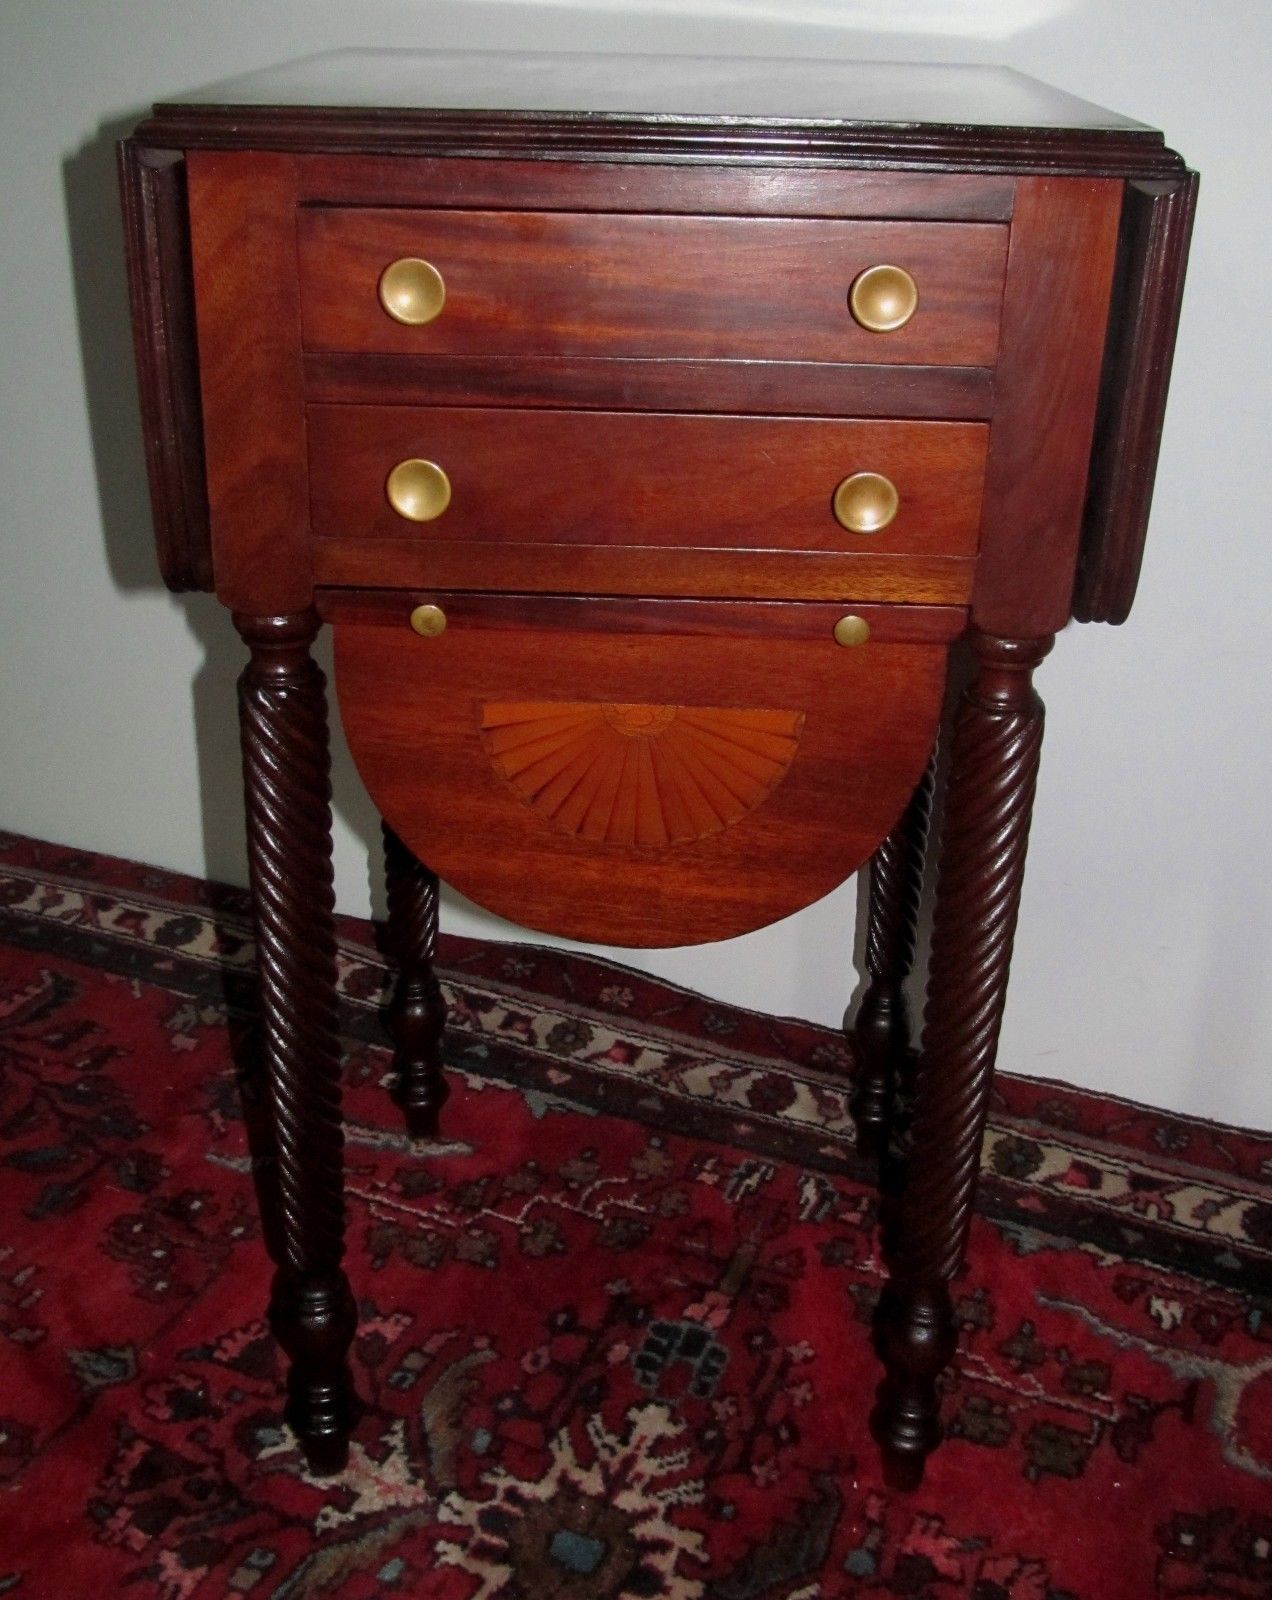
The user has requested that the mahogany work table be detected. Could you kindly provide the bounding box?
[119,51,1196,1488]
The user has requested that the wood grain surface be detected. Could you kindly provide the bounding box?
[302,353,995,420]
[315,591,968,644]
[186,152,310,613]
[312,541,974,604]
[124,67,1196,1493]
[117,142,211,593]
[972,176,1122,634]
[1075,172,1199,625]
[298,209,1008,366]
[295,155,1016,220]
[308,406,988,556]
[138,53,1186,181]
[331,604,950,945]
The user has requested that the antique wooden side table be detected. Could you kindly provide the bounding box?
[119,51,1195,1488]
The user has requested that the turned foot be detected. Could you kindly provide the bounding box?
[393,1071,449,1140]
[272,1269,359,1474]
[872,1282,955,1487]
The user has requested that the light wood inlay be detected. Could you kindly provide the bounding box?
[480,701,804,848]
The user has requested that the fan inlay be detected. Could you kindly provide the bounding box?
[479,701,805,848]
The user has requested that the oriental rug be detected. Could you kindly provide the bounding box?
[0,831,1269,1600]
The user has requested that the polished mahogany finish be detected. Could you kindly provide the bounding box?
[143,51,1181,177]
[302,352,995,420]
[972,178,1121,635]
[308,406,988,555]
[311,540,976,605]
[299,208,1007,365]
[291,155,1017,220]
[316,590,967,643]
[1075,173,1199,623]
[186,154,309,614]
[331,596,953,947]
[119,51,1195,1489]
[118,143,209,592]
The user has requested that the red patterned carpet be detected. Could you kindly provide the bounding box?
[1,831,1270,1600]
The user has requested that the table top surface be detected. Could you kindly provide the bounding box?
[169,49,1151,133]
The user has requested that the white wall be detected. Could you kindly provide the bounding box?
[2,0,1269,1130]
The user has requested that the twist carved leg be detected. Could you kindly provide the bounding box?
[875,631,1053,1488]
[236,611,357,1475]
[851,751,937,1154]
[382,823,449,1137]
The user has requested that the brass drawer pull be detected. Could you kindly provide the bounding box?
[378,257,446,325]
[849,264,918,332]
[833,615,871,648]
[386,458,451,521]
[833,471,899,534]
[409,603,447,637]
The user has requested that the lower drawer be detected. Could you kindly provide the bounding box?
[308,405,988,557]
[323,591,960,946]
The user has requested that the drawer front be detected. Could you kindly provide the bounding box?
[298,209,1008,366]
[327,593,957,946]
[308,406,988,558]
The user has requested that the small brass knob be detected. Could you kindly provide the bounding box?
[833,472,899,535]
[386,459,451,522]
[409,603,447,638]
[833,615,871,648]
[849,264,918,333]
[378,258,446,325]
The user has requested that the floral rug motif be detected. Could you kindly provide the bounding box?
[0,830,1270,1599]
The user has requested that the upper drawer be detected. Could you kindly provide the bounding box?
[297,209,1008,366]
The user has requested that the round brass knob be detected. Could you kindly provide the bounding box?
[409,603,447,638]
[849,264,918,333]
[833,471,899,535]
[378,257,446,325]
[386,459,451,522]
[833,614,871,648]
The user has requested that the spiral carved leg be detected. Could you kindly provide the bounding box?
[875,631,1053,1488]
[851,752,937,1155]
[382,823,449,1138]
[236,611,357,1476]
